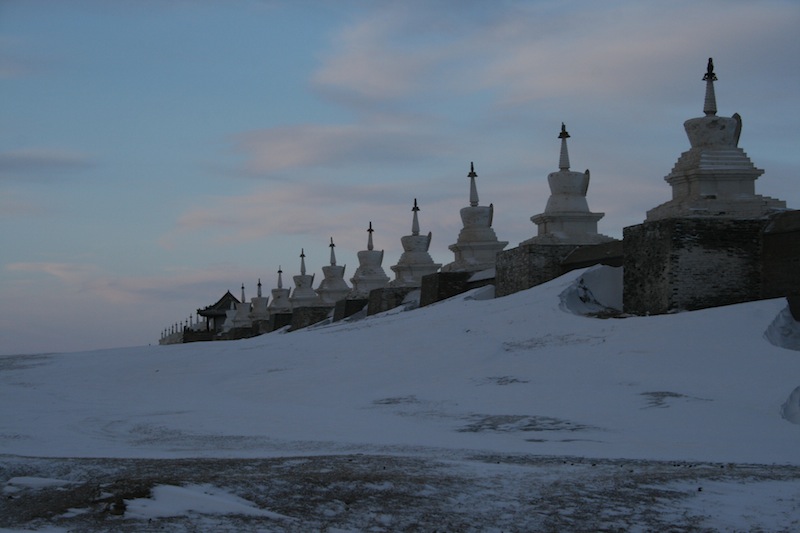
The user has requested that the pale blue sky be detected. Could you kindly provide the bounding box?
[2,0,798,354]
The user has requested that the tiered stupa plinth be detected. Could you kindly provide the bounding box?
[349,222,390,298]
[316,238,351,304]
[389,199,442,287]
[442,163,508,273]
[646,58,785,221]
[522,124,613,245]
[290,249,324,307]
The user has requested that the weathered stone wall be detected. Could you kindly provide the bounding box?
[269,312,293,332]
[290,306,334,332]
[495,244,574,297]
[367,287,416,316]
[495,242,622,298]
[624,218,765,315]
[419,272,472,307]
[762,211,800,300]
[333,299,369,322]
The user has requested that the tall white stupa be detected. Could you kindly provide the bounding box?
[231,283,253,328]
[249,279,269,321]
[349,222,390,298]
[316,238,351,305]
[646,58,785,221]
[389,199,442,287]
[522,123,613,245]
[442,163,508,272]
[267,266,292,314]
[290,249,324,307]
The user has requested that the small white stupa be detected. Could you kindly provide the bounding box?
[349,222,390,298]
[267,267,292,314]
[249,279,269,321]
[522,123,613,245]
[232,283,253,328]
[442,163,508,273]
[316,238,351,304]
[646,58,785,221]
[389,199,442,287]
[290,249,324,307]
[222,301,237,333]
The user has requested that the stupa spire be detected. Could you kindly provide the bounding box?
[558,123,571,170]
[300,249,306,275]
[277,266,283,289]
[257,278,262,298]
[468,162,479,207]
[240,283,245,303]
[329,237,337,266]
[411,198,420,236]
[442,161,508,273]
[349,220,389,298]
[702,57,718,116]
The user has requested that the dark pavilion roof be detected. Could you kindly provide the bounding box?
[197,290,240,318]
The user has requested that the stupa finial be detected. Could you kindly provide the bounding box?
[367,221,374,251]
[411,198,420,236]
[468,162,479,207]
[702,57,718,116]
[558,123,571,170]
[241,283,245,303]
[257,278,262,298]
[329,237,337,266]
[277,266,283,289]
[300,249,306,275]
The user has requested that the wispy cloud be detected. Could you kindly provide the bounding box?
[232,118,451,176]
[5,261,248,306]
[310,0,800,112]
[0,148,95,181]
[159,179,418,250]
[6,262,100,286]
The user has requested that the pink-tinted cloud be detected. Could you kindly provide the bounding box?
[7,262,99,284]
[232,120,450,176]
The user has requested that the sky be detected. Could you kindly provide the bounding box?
[1,0,799,355]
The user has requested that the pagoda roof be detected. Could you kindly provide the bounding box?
[197,290,240,317]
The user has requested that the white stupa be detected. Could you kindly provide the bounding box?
[267,267,292,314]
[646,58,785,221]
[222,301,237,333]
[231,283,253,328]
[316,238,351,304]
[349,222,390,298]
[290,249,324,307]
[249,279,269,321]
[389,199,442,287]
[442,163,508,272]
[522,123,613,245]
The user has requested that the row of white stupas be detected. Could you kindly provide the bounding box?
[208,117,614,333]
[162,57,788,339]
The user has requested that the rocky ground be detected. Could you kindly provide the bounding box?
[2,453,799,532]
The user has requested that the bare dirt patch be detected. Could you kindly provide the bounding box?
[2,454,799,532]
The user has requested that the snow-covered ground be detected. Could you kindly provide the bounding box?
[2,266,799,531]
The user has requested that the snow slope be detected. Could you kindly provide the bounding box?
[1,267,798,465]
